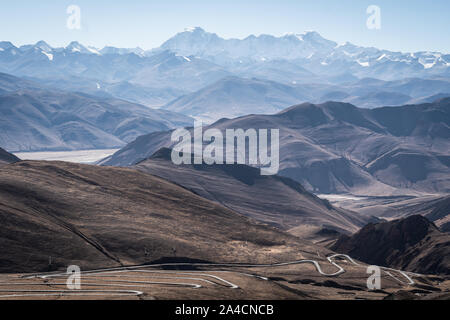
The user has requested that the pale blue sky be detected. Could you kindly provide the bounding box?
[1,0,449,53]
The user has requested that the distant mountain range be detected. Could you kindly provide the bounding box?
[0,40,232,107]
[1,28,449,116]
[101,99,450,196]
[0,73,192,152]
[2,28,448,82]
[160,28,450,80]
[162,76,450,121]
[164,76,309,121]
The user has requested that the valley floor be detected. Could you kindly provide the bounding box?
[318,193,448,224]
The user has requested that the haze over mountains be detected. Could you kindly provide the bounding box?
[164,76,309,121]
[0,73,192,151]
[0,40,232,107]
[163,76,450,121]
[102,98,450,196]
[1,28,449,121]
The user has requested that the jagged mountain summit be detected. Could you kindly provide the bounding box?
[1,28,449,86]
[160,27,337,61]
[164,76,310,121]
[159,27,450,80]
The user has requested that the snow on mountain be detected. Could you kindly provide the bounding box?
[65,41,100,55]
[34,40,53,52]
[41,51,53,61]
[160,28,337,61]
[0,29,448,97]
[100,46,145,56]
[159,28,449,80]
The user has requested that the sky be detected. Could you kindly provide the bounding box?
[1,0,449,53]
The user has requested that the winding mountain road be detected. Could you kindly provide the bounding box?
[0,254,416,299]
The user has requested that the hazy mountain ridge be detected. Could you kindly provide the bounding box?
[3,29,448,80]
[101,99,450,196]
[0,73,193,151]
[164,76,310,121]
[1,29,449,113]
[0,42,231,106]
[363,195,450,232]
[161,76,450,121]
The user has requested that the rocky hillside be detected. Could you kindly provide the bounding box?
[331,215,450,275]
[0,160,321,273]
[134,148,369,238]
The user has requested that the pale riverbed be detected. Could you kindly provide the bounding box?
[14,149,119,164]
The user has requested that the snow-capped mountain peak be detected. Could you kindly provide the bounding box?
[65,41,100,55]
[184,26,205,33]
[156,27,450,78]
[66,41,85,53]
[160,28,341,61]
[34,41,52,52]
[0,29,448,84]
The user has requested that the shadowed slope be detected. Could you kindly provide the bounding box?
[134,148,368,238]
[0,161,321,273]
[0,147,20,165]
[101,99,450,195]
[331,215,450,275]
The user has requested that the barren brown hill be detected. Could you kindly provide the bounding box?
[0,160,324,273]
[134,148,369,238]
[331,215,450,275]
[0,161,448,300]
